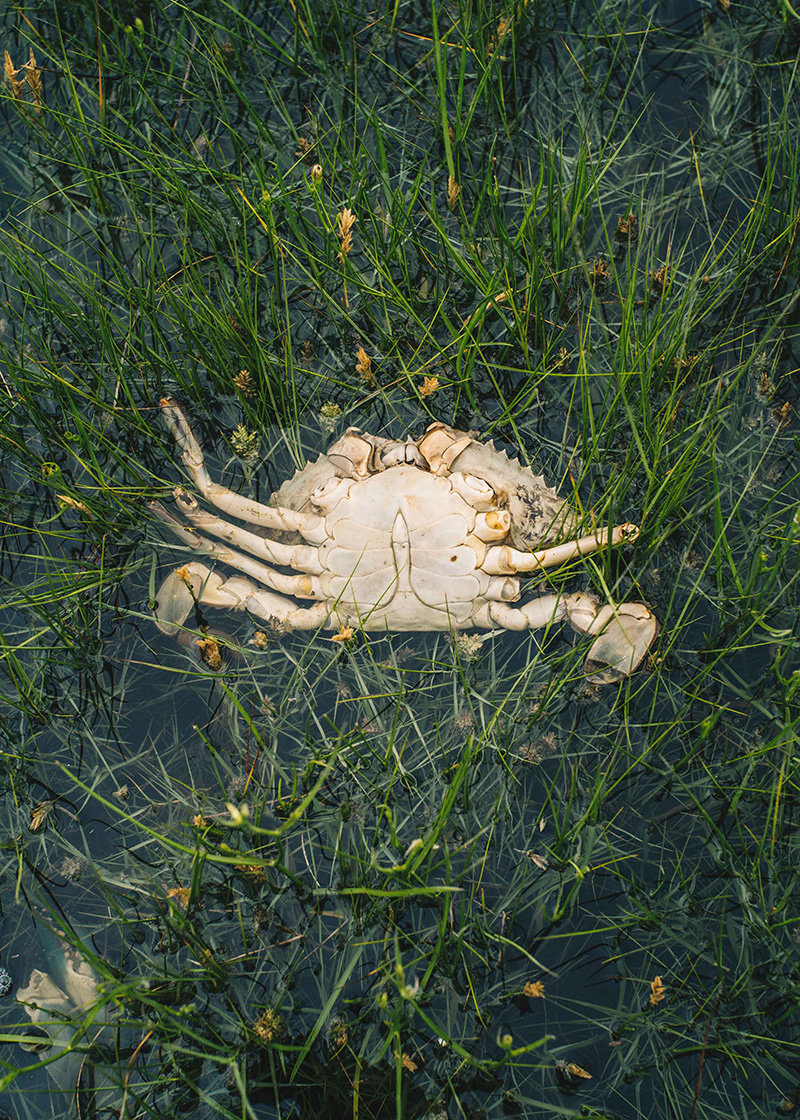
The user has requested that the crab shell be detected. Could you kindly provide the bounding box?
[269,421,578,629]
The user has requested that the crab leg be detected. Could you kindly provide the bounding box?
[169,492,325,574]
[475,594,567,631]
[150,502,325,600]
[160,399,325,542]
[475,591,656,681]
[153,561,330,635]
[482,524,639,575]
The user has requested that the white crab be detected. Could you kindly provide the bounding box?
[150,400,657,680]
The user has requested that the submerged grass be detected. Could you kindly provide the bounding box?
[0,1,799,1117]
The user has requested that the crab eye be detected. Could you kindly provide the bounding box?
[450,472,496,510]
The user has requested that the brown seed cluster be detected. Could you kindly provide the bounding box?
[233,368,257,396]
[4,48,43,111]
[253,1008,283,1044]
[331,624,355,644]
[167,886,191,910]
[419,374,440,398]
[235,863,267,884]
[615,214,639,244]
[487,16,511,55]
[355,346,375,384]
[651,264,668,294]
[589,257,610,290]
[30,800,54,832]
[197,634,223,670]
[649,975,666,1005]
[337,207,355,258]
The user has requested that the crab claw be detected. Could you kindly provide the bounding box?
[154,567,210,634]
[583,602,658,684]
[154,562,260,635]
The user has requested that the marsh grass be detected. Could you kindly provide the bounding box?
[0,1,799,1117]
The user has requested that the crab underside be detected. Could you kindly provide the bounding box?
[149,401,658,682]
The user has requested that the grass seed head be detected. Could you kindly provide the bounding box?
[589,257,610,289]
[319,401,342,432]
[29,800,54,831]
[651,264,668,294]
[230,424,260,461]
[446,175,461,210]
[331,623,355,644]
[615,214,639,243]
[295,136,314,160]
[56,493,92,516]
[327,1015,349,1049]
[254,1009,283,1043]
[337,207,355,256]
[419,374,440,398]
[235,863,267,884]
[557,1060,592,1083]
[649,975,666,1005]
[550,346,569,372]
[453,631,482,660]
[24,48,42,110]
[453,710,474,732]
[167,886,191,909]
[4,50,24,98]
[355,346,374,384]
[197,635,223,670]
[233,368,257,396]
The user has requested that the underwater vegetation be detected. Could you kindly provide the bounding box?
[0,0,799,1117]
